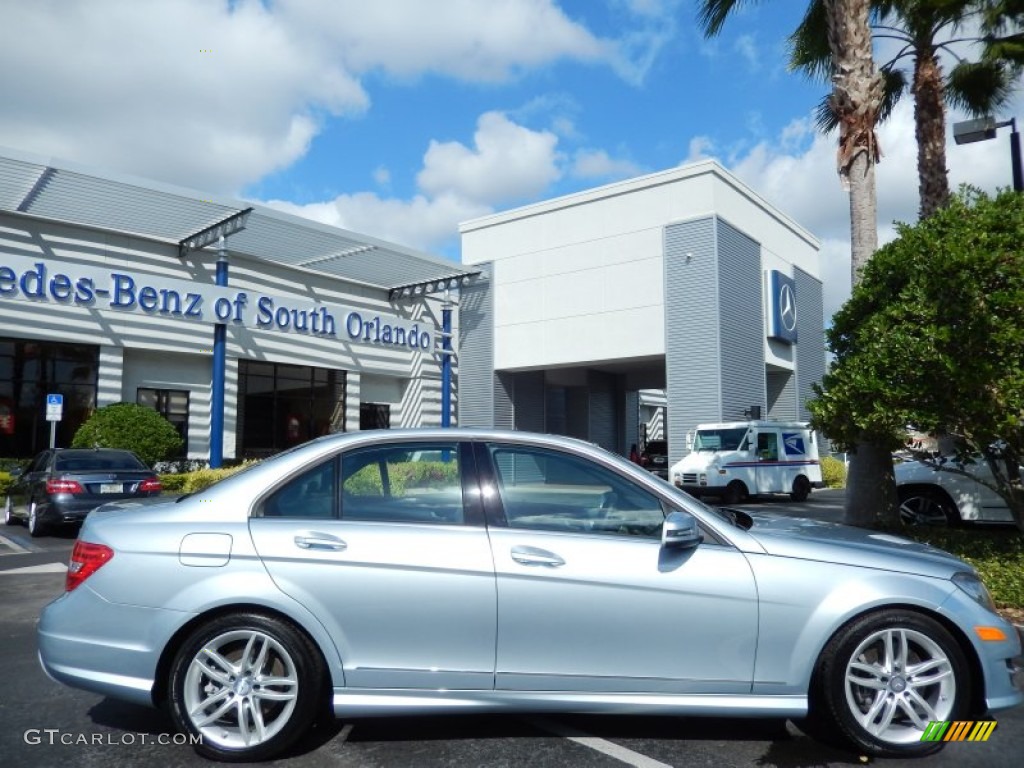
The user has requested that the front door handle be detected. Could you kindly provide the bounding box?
[294,535,347,551]
[511,546,565,567]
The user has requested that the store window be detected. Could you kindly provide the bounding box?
[0,338,98,458]
[360,402,391,430]
[137,388,189,456]
[237,361,345,458]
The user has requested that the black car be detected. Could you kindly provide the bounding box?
[640,439,669,479]
[3,448,161,537]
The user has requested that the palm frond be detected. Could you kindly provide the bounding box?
[945,60,1017,114]
[697,0,761,37]
[789,0,831,80]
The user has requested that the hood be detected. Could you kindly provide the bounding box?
[739,511,968,579]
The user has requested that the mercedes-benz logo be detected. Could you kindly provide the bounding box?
[779,283,797,332]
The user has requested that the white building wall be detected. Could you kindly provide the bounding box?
[0,212,448,457]
[461,161,819,372]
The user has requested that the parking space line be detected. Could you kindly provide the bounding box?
[526,717,674,768]
[0,533,30,554]
[0,562,67,575]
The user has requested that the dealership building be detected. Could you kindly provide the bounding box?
[0,147,822,464]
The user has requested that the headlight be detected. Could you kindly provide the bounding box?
[952,571,997,613]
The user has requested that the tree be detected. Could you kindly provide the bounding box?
[809,188,1024,531]
[699,0,890,526]
[791,0,1019,219]
[72,402,183,467]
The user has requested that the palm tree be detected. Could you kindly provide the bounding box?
[699,0,893,526]
[791,0,1018,219]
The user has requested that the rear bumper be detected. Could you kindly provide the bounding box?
[38,585,191,707]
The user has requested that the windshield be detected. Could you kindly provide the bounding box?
[693,428,748,452]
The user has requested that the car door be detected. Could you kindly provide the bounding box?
[478,441,758,694]
[10,451,50,514]
[248,440,497,690]
[755,431,783,493]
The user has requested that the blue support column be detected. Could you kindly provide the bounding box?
[441,302,452,427]
[210,238,228,468]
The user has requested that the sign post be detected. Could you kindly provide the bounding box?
[45,393,63,449]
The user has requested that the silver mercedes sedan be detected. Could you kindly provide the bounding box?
[38,430,1022,762]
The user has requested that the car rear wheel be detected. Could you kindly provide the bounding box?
[810,610,969,757]
[898,488,959,526]
[791,476,811,502]
[27,503,45,537]
[168,613,326,763]
[3,496,16,526]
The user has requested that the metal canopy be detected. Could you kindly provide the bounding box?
[0,148,475,291]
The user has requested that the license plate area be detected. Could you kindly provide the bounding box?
[99,483,123,494]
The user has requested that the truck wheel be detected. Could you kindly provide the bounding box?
[791,476,811,502]
[721,481,746,506]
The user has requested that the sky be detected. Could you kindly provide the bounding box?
[1,0,1021,323]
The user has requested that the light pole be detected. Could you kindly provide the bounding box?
[953,116,1023,192]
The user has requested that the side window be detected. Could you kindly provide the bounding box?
[758,433,779,461]
[29,452,50,473]
[341,443,463,524]
[488,445,665,538]
[261,459,337,518]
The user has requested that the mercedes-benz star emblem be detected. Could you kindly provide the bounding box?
[779,284,796,332]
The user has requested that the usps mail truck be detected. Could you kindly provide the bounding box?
[670,421,822,504]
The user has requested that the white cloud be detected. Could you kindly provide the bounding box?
[570,149,643,180]
[417,111,563,205]
[263,110,563,253]
[0,0,620,193]
[733,34,759,70]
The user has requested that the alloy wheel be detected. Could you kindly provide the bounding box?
[843,626,956,746]
[181,629,300,750]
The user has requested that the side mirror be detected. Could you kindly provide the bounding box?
[662,510,702,549]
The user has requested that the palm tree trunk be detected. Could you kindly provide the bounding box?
[914,44,950,218]
[825,0,899,527]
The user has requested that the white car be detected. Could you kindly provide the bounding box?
[894,457,1017,525]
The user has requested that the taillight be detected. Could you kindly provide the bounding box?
[138,478,162,493]
[66,541,114,592]
[47,478,85,494]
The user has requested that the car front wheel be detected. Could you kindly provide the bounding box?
[810,609,969,757]
[168,613,326,762]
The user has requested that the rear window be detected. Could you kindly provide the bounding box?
[54,452,147,472]
[644,441,667,455]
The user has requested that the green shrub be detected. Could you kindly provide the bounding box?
[159,473,190,493]
[820,456,847,488]
[343,461,459,497]
[897,527,1024,608]
[72,403,183,467]
[0,471,10,499]
[182,465,251,493]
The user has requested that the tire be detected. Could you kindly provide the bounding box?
[27,503,45,538]
[898,487,959,526]
[809,609,970,757]
[3,496,16,526]
[721,480,747,506]
[791,476,811,502]
[168,612,326,763]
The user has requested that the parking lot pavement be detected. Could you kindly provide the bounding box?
[715,486,846,522]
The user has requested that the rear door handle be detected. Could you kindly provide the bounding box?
[511,546,565,567]
[294,535,347,551]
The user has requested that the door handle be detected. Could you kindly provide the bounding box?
[294,535,347,551]
[511,546,565,567]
